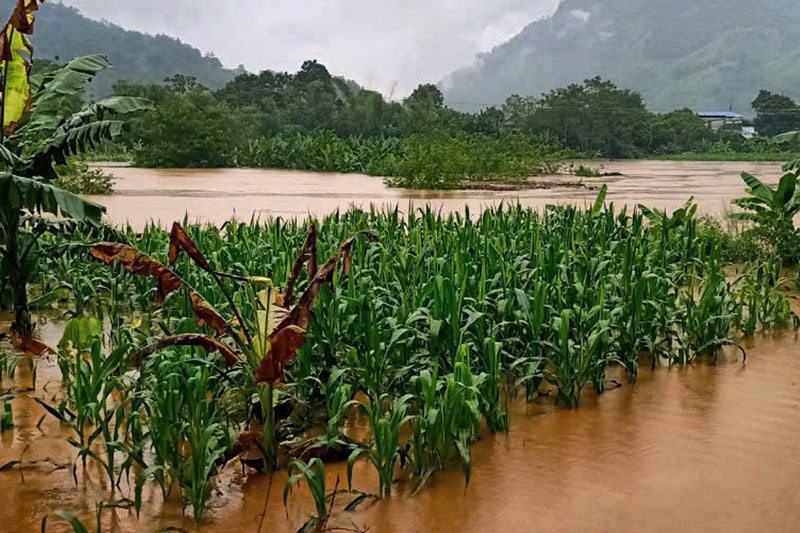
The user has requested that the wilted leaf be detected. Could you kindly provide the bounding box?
[190,291,229,335]
[284,224,318,307]
[340,231,379,276]
[11,333,55,355]
[275,254,337,333]
[258,287,288,337]
[90,243,183,301]
[6,0,42,36]
[255,325,306,384]
[132,334,240,367]
[169,221,210,271]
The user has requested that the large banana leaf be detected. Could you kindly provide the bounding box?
[68,96,154,124]
[24,54,112,135]
[0,172,104,222]
[24,120,122,180]
[22,96,153,178]
[0,0,44,135]
[740,172,774,203]
[0,27,33,135]
[774,172,798,210]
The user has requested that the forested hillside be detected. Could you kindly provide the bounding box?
[13,1,239,96]
[442,0,800,115]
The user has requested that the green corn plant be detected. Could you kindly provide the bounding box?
[181,367,228,522]
[406,345,482,493]
[678,249,741,364]
[347,394,413,497]
[543,308,612,408]
[736,257,798,334]
[37,316,126,488]
[284,458,332,532]
[477,338,508,433]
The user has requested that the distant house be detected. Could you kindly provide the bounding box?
[697,112,743,132]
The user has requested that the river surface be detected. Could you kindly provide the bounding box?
[87,160,785,229]
[2,160,799,532]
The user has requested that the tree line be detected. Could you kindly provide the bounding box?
[45,59,800,173]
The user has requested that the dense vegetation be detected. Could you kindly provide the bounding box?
[96,64,799,190]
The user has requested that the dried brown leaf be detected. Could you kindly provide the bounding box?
[284,224,318,307]
[168,221,211,271]
[190,291,229,336]
[90,242,183,301]
[11,333,55,356]
[340,231,379,276]
[1,0,42,61]
[255,325,306,385]
[275,254,337,333]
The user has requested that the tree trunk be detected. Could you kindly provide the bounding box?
[12,269,32,337]
[2,209,33,337]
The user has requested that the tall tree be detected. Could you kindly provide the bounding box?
[752,90,800,137]
[531,77,649,158]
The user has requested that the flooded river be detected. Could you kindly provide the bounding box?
[87,160,784,229]
[2,160,799,532]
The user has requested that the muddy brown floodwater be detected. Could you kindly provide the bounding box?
[2,160,799,532]
[86,160,784,229]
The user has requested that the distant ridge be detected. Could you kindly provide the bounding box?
[442,0,800,115]
[11,1,240,96]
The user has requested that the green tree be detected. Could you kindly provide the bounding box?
[132,89,253,168]
[752,90,800,137]
[530,77,649,158]
[501,94,537,133]
[640,108,713,154]
[403,84,445,133]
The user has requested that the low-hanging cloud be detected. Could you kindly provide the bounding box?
[61,0,560,97]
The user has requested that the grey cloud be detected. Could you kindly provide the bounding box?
[62,0,559,97]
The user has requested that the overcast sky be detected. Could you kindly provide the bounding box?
[61,0,560,97]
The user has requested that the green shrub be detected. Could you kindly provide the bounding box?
[54,160,115,195]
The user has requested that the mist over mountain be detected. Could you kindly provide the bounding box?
[441,0,800,115]
[14,1,239,96]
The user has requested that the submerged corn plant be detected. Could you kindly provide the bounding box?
[284,458,333,532]
[347,394,413,497]
[17,180,800,526]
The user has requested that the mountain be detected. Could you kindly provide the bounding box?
[9,1,240,96]
[441,0,800,116]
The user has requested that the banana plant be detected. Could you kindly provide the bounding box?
[731,171,800,263]
[90,221,377,470]
[0,0,153,337]
[731,171,800,224]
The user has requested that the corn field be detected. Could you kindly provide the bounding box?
[9,195,800,528]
